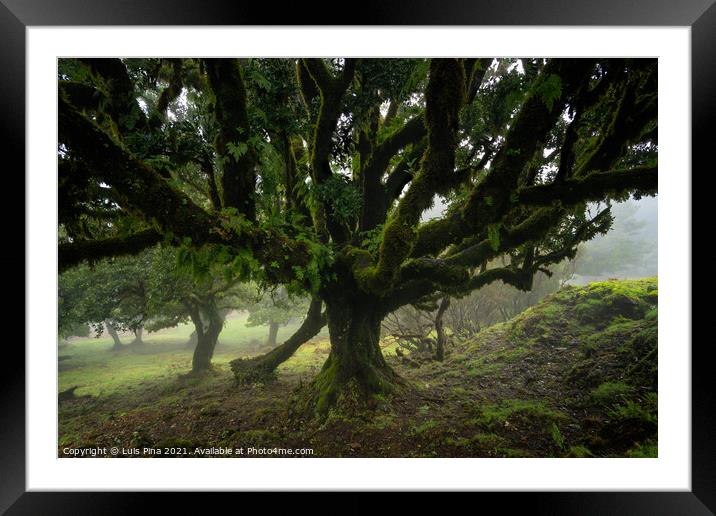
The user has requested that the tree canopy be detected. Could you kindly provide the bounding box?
[58,57,657,416]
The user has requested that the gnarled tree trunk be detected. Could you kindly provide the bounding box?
[189,299,224,373]
[306,290,399,416]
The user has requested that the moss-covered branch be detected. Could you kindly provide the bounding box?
[58,97,312,281]
[518,166,657,206]
[59,96,227,243]
[386,206,613,313]
[59,229,163,272]
[381,265,531,316]
[154,59,184,119]
[303,58,357,184]
[358,59,466,294]
[58,81,103,112]
[204,59,256,219]
[575,65,657,177]
[383,141,426,202]
[410,59,595,259]
[400,208,564,284]
[465,57,493,104]
[77,58,148,134]
[365,115,426,178]
[359,115,427,232]
[296,59,319,108]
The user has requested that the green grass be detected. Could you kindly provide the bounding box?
[59,311,328,397]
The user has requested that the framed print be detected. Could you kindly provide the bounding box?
[5,0,711,513]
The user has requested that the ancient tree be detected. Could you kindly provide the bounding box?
[58,57,657,414]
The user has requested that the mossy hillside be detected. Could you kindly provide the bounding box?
[493,277,658,347]
[435,277,658,457]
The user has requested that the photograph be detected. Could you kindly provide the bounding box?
[57,56,659,459]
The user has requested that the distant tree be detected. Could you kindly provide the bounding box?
[58,245,247,371]
[58,253,153,350]
[141,246,249,372]
[244,287,310,348]
[58,57,657,414]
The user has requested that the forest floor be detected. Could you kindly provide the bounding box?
[58,278,658,458]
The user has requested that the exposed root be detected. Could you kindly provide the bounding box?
[290,359,408,422]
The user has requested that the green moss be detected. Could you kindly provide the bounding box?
[313,357,340,416]
[590,381,633,404]
[465,360,502,378]
[309,352,397,419]
[570,278,657,325]
[412,419,439,435]
[444,436,471,447]
[474,399,567,429]
[368,221,416,290]
[463,344,529,378]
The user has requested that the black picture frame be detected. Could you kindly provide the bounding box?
[4,1,709,513]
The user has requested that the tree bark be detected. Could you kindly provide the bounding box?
[266,320,280,348]
[105,320,123,350]
[231,299,325,384]
[189,300,224,373]
[435,297,451,361]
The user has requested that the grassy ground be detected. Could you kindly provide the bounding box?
[58,279,657,458]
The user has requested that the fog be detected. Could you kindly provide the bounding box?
[570,196,658,284]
